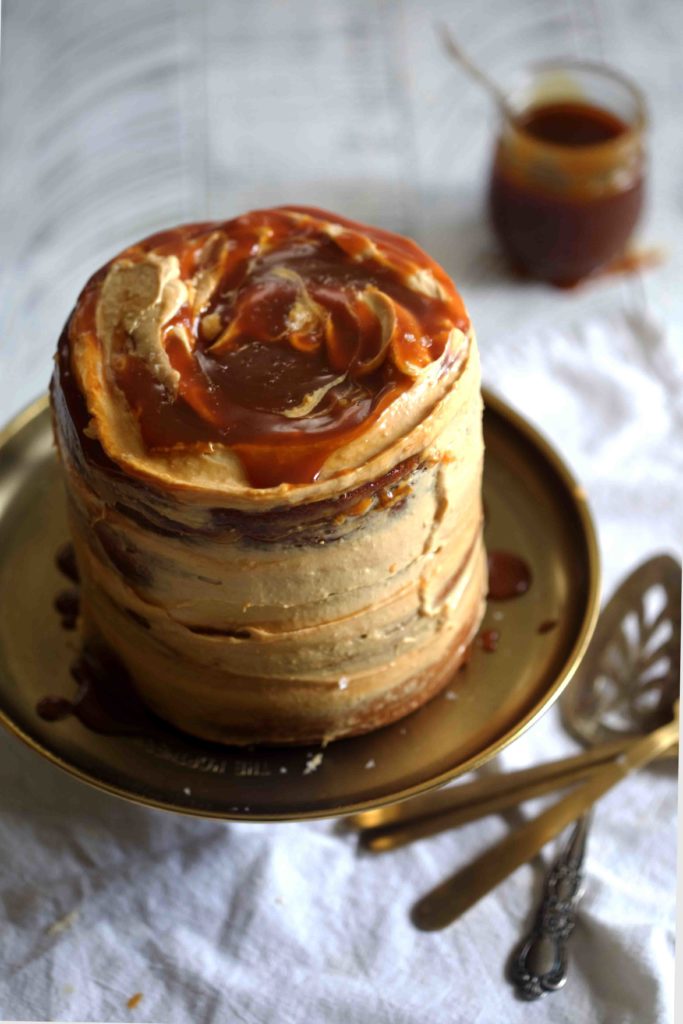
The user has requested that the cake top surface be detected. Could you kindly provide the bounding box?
[63,206,472,494]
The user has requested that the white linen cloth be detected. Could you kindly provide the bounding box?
[1,0,682,1020]
[0,303,679,1024]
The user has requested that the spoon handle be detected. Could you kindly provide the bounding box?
[359,760,599,852]
[354,736,679,851]
[352,737,634,832]
[439,24,510,112]
[510,813,591,999]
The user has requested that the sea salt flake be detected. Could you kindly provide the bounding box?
[365,758,376,770]
[304,752,324,775]
[46,908,79,936]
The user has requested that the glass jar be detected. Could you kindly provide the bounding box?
[488,60,647,286]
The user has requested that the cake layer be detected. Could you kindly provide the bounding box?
[78,537,486,745]
[51,207,486,744]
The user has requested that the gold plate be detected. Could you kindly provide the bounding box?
[0,392,599,821]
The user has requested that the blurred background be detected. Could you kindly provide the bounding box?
[1,0,682,418]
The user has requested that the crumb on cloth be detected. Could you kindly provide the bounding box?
[46,908,80,936]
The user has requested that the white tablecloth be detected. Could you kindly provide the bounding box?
[0,2,680,1021]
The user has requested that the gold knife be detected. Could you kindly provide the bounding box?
[353,738,638,850]
[410,711,678,931]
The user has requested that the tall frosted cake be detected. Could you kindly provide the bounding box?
[51,206,486,744]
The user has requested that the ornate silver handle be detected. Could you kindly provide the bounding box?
[510,813,591,999]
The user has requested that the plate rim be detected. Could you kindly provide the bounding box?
[0,390,601,821]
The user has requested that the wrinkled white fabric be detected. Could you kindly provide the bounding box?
[0,0,681,1019]
[0,304,678,1024]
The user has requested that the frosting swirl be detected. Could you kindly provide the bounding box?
[68,207,470,488]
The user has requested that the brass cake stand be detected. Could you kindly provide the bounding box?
[0,390,599,820]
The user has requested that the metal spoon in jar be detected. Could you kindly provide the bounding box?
[438,23,514,119]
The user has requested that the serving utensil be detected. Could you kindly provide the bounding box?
[350,736,642,851]
[410,705,677,930]
[509,554,680,999]
[509,813,591,999]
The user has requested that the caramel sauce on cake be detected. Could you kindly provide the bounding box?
[68,207,469,488]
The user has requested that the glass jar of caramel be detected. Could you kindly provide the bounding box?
[488,60,647,286]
